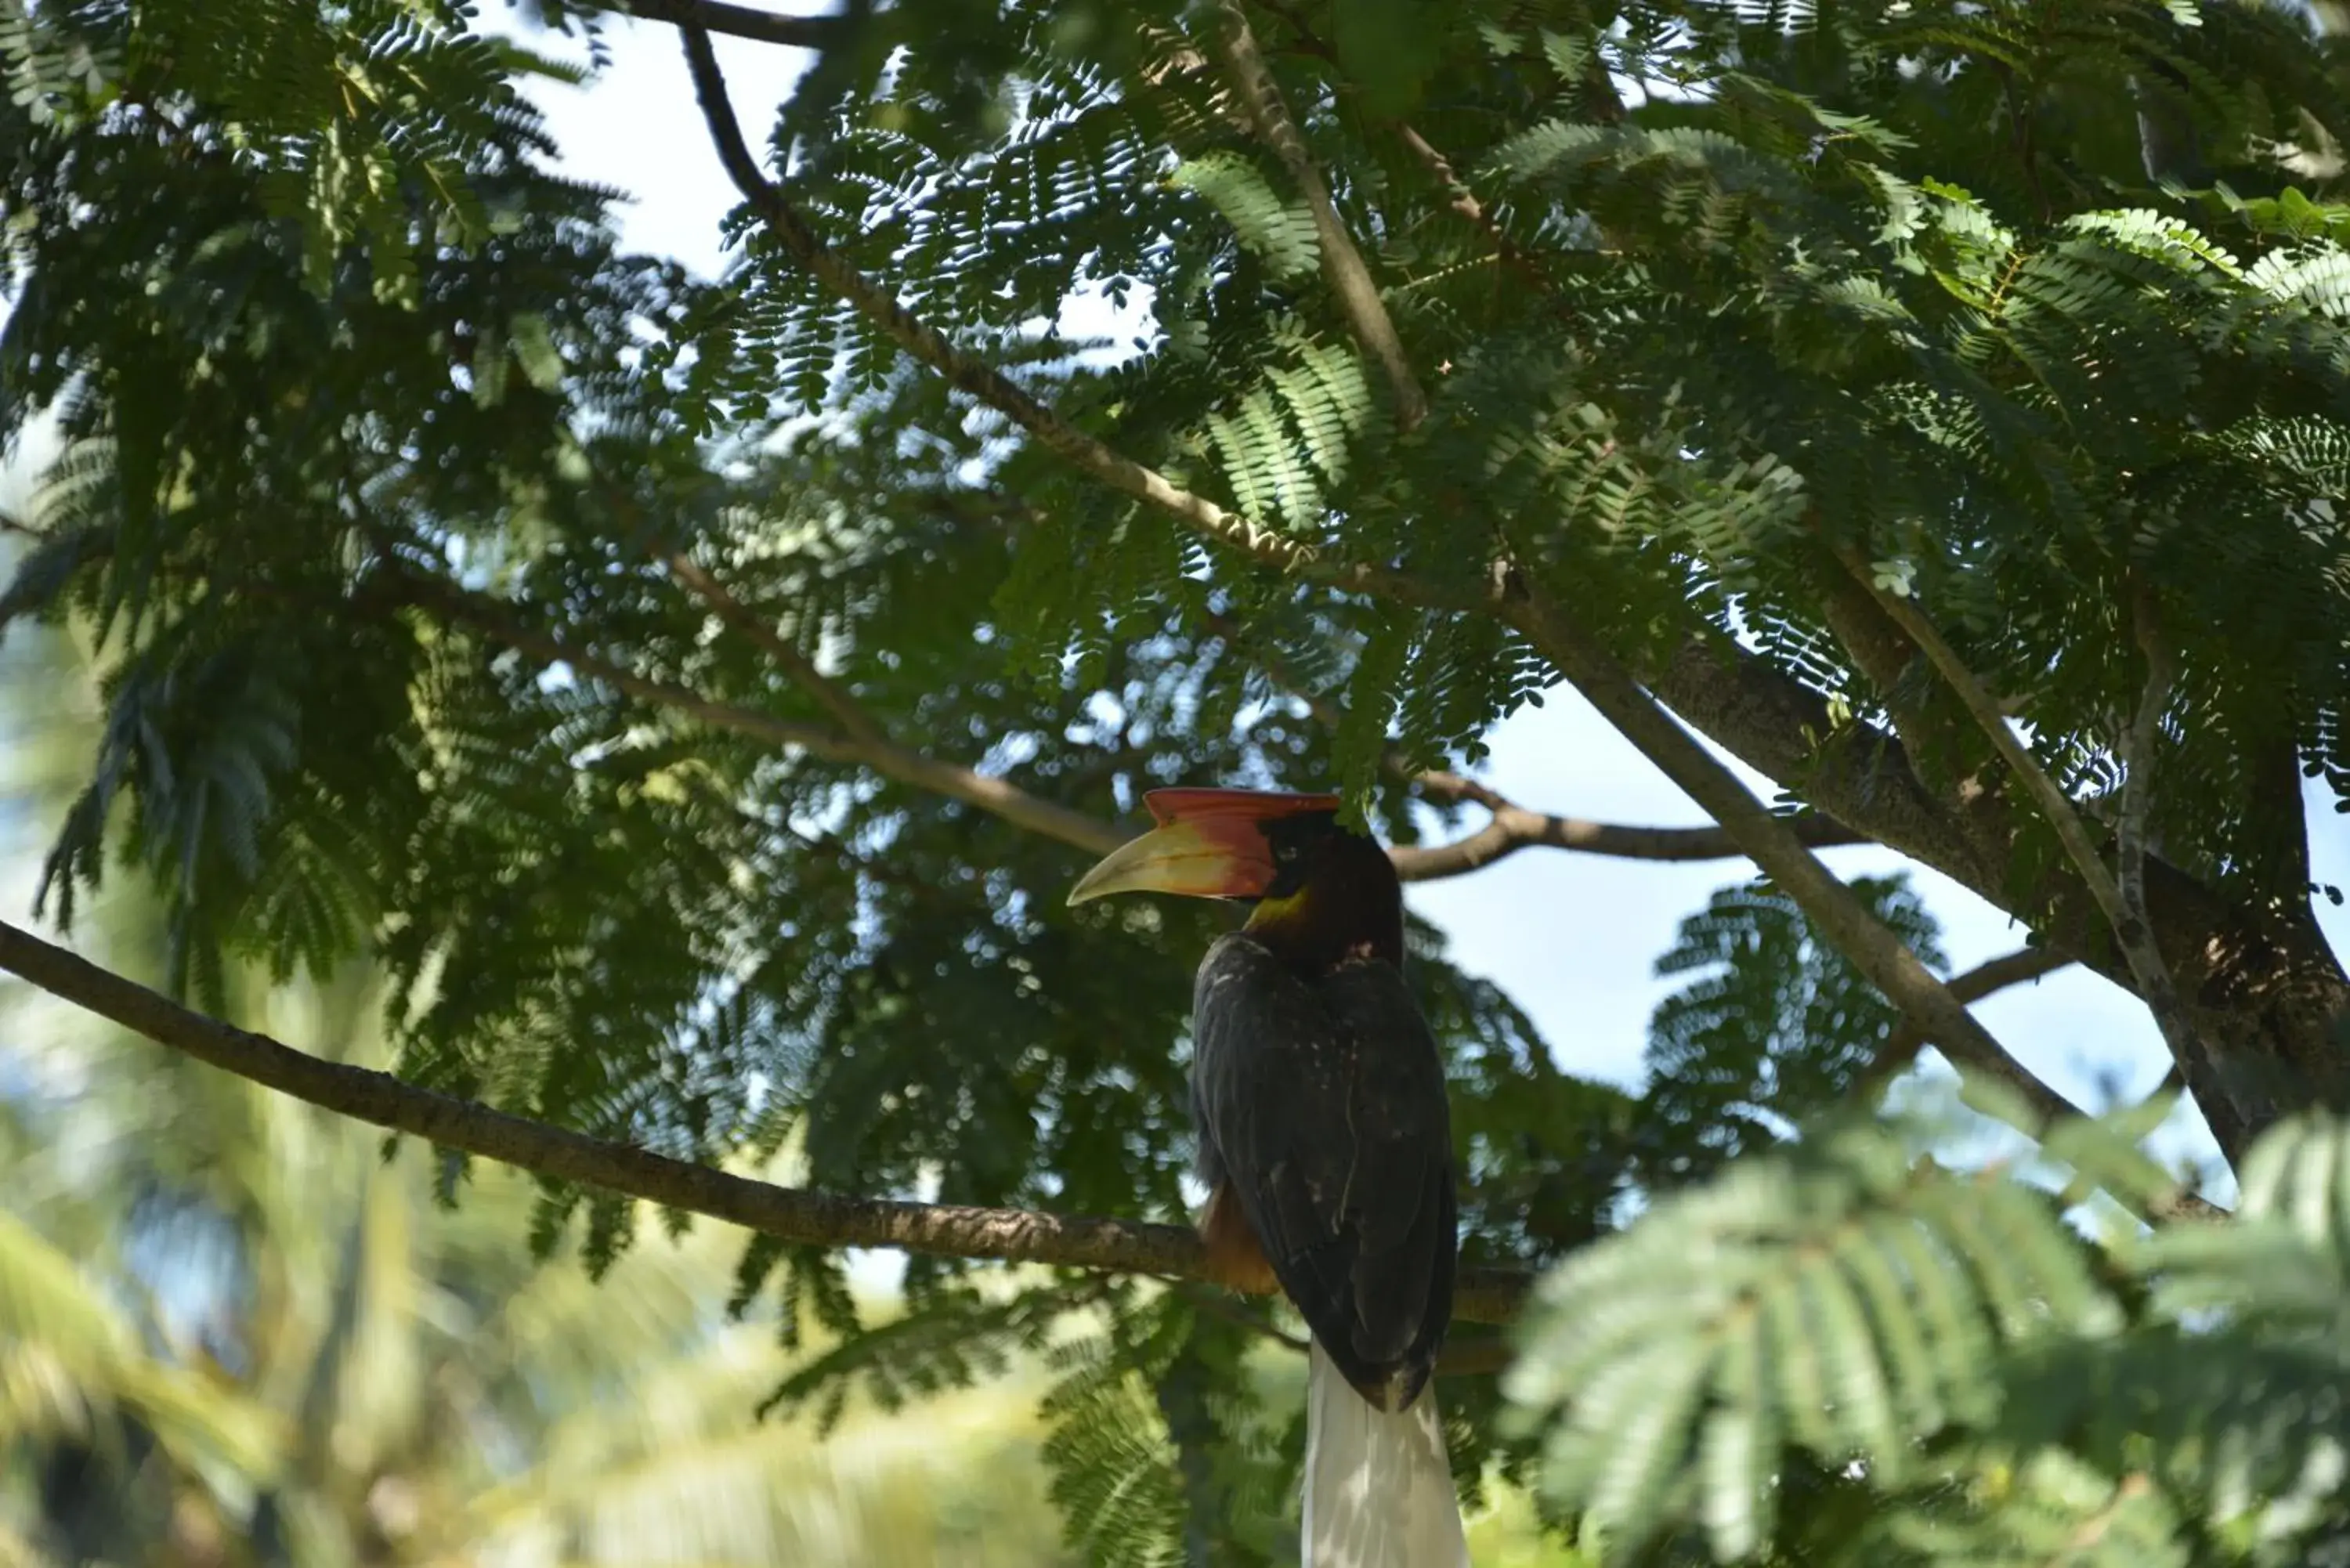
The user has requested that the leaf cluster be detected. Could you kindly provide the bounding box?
[1509,1105,2350,1568]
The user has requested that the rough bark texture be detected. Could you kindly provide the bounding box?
[1643,630,2350,1158]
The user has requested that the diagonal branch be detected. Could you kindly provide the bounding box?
[405,560,1832,881]
[388,564,1127,855]
[675,24,1405,594]
[1832,548,2243,1150]
[1861,945,2074,1102]
[1213,2,1426,429]
[1501,580,2067,1131]
[0,916,1530,1324]
[663,552,888,748]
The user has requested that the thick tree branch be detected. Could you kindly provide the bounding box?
[1502,580,2067,1129]
[1835,550,2253,1154]
[1213,3,1426,429]
[0,917,1530,1323]
[1863,946,2073,1096]
[1644,627,2350,1131]
[620,0,844,50]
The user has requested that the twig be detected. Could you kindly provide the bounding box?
[1252,0,1563,309]
[1390,123,1562,302]
[0,916,1531,1324]
[663,552,887,747]
[1213,2,1426,430]
[1834,548,2236,1147]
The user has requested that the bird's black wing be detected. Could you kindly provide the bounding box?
[1191,934,1456,1408]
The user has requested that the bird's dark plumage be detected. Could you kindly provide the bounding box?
[1191,932,1457,1411]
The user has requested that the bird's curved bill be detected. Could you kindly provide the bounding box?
[1066,788,1340,907]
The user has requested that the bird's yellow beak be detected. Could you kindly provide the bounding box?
[1067,816,1274,905]
[1066,788,1340,907]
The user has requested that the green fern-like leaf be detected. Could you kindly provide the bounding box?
[1506,1117,2123,1559]
[1166,150,1318,281]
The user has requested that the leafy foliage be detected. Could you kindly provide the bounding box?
[1637,876,1947,1189]
[1509,1106,2350,1568]
[4,0,2350,1561]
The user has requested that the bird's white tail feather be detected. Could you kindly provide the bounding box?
[1301,1339,1468,1568]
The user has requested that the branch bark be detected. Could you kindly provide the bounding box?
[1835,549,2257,1157]
[0,916,1530,1323]
[1213,2,1426,430]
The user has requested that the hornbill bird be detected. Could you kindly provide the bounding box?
[1069,787,1466,1568]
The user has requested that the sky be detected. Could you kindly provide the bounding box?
[490,7,2350,1201]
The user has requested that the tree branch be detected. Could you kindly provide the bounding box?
[620,0,844,51]
[1389,800,1863,880]
[388,563,1127,856]
[1213,2,1426,430]
[675,24,1407,594]
[1197,609,1866,876]
[1502,579,2072,1140]
[663,551,889,749]
[1950,944,2077,1005]
[1861,945,2073,1100]
[1834,549,2251,1154]
[416,561,1813,884]
[0,916,1531,1323]
[1645,625,2350,1133]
